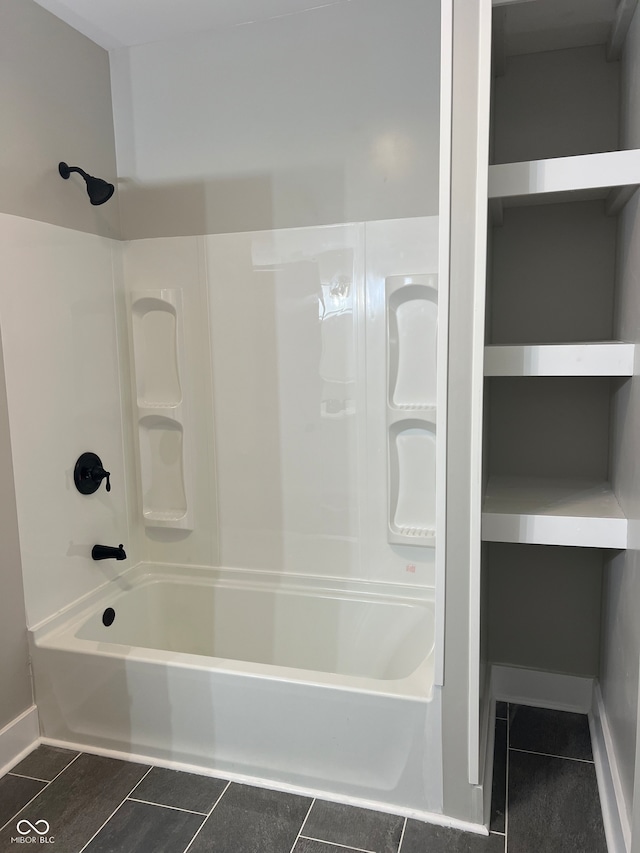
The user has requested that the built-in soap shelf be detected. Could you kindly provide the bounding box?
[132,291,183,408]
[388,419,437,546]
[388,406,437,424]
[386,274,438,547]
[131,290,193,530]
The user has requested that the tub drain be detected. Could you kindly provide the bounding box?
[102,607,116,627]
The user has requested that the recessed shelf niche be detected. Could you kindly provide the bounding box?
[388,420,436,546]
[385,274,438,547]
[131,289,193,530]
[132,293,182,407]
[387,274,438,410]
[138,415,189,526]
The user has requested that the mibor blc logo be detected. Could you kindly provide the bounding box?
[11,820,55,845]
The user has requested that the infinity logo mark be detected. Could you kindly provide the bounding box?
[16,820,50,836]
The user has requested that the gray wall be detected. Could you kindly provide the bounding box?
[488,377,612,480]
[0,328,32,729]
[490,201,617,345]
[488,544,603,677]
[0,0,121,729]
[0,0,119,239]
[109,0,441,239]
[492,44,619,164]
[601,1,640,830]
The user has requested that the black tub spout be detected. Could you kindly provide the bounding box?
[92,544,126,561]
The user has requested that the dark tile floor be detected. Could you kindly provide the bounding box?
[0,704,607,853]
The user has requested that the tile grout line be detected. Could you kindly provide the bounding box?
[0,785,49,834]
[76,765,154,853]
[287,797,315,853]
[127,765,155,800]
[299,836,376,853]
[0,752,83,834]
[42,752,83,784]
[508,747,594,764]
[8,771,51,784]
[397,816,408,853]
[127,796,209,816]
[181,780,231,853]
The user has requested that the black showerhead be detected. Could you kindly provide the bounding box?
[58,162,115,206]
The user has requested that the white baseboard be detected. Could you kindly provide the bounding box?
[0,705,40,777]
[591,684,630,853]
[491,664,593,712]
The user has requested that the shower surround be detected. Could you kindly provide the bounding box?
[0,211,444,816]
[122,217,441,587]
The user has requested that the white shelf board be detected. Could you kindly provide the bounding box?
[488,150,640,213]
[482,476,627,548]
[484,342,635,377]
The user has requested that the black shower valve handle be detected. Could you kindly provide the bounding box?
[74,452,112,495]
[92,465,111,492]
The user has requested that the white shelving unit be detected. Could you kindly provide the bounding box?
[484,342,635,377]
[479,0,639,728]
[485,143,640,543]
[475,0,640,825]
[483,134,637,540]
[482,476,628,549]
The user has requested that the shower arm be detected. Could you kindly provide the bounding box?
[59,164,89,181]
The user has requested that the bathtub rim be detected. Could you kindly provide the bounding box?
[31,562,436,702]
[31,561,434,633]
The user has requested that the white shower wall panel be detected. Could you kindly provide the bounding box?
[207,225,362,579]
[0,213,135,627]
[206,217,439,586]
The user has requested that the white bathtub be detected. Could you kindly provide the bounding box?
[30,565,442,815]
